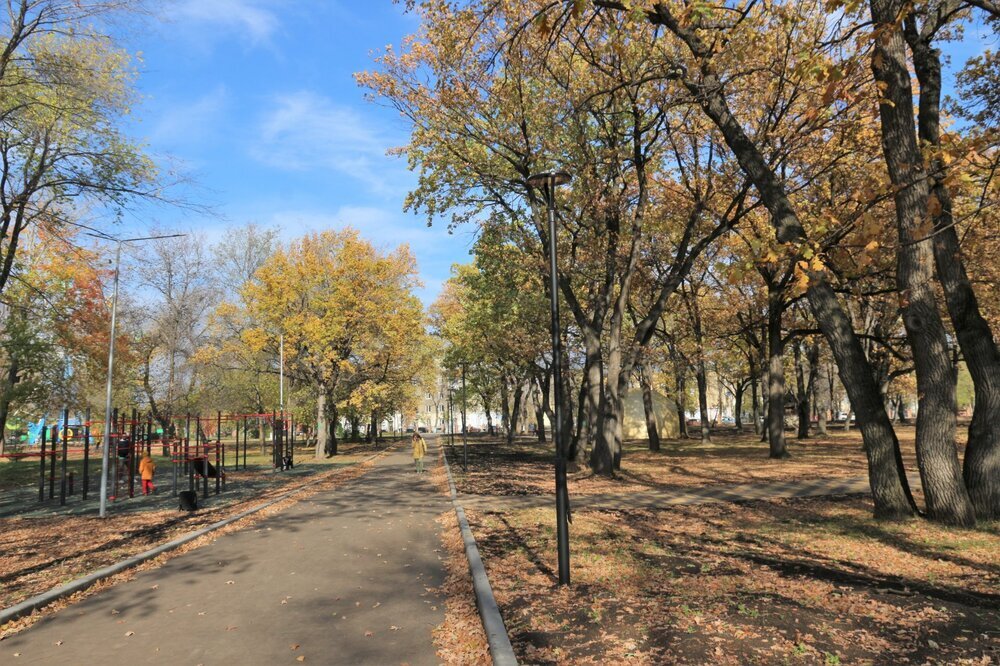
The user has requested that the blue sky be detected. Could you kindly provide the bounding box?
[110,2,996,308]
[115,0,476,305]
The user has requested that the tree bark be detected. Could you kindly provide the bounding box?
[535,372,548,443]
[767,285,788,457]
[368,410,378,443]
[670,344,688,438]
[0,360,18,454]
[327,404,338,456]
[695,358,711,444]
[904,10,1000,520]
[500,380,511,436]
[734,380,745,433]
[794,340,818,440]
[508,383,523,445]
[871,0,975,525]
[639,365,660,451]
[816,361,829,436]
[315,394,328,459]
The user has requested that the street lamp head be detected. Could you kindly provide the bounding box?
[527,171,572,189]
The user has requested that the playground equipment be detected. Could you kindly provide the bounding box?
[2,407,300,514]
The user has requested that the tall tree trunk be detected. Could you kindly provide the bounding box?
[368,410,378,443]
[695,359,711,444]
[816,361,829,436]
[687,289,713,445]
[595,373,626,473]
[0,360,18,455]
[592,342,622,474]
[734,380,745,433]
[570,368,589,462]
[315,394,328,459]
[583,334,603,457]
[871,0,975,526]
[327,404,338,456]
[639,365,660,451]
[500,381,511,436]
[611,0,914,518]
[750,356,761,436]
[508,383,523,445]
[687,51,915,518]
[905,13,1000,521]
[793,341,813,440]
[767,286,788,458]
[535,373,548,443]
[675,364,688,439]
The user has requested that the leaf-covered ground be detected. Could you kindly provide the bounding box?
[0,442,388,617]
[447,429,912,496]
[470,499,1000,664]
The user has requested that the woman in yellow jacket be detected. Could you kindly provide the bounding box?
[139,453,156,495]
[411,433,427,473]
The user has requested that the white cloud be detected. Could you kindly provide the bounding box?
[148,86,230,148]
[251,91,411,196]
[266,205,440,251]
[172,0,280,44]
[262,205,474,306]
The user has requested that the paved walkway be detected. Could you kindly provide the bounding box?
[458,474,920,512]
[3,440,449,665]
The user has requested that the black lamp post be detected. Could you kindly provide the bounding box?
[461,362,468,473]
[527,170,572,586]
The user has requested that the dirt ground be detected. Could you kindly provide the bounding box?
[447,428,922,496]
[445,428,997,664]
[470,499,999,665]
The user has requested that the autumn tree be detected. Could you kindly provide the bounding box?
[241,229,426,458]
[0,225,120,451]
[0,0,158,296]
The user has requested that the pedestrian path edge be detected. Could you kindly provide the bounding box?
[0,448,390,628]
[440,442,518,666]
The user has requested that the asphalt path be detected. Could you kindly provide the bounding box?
[4,439,448,665]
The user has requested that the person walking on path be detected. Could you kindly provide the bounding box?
[411,432,427,473]
[139,452,156,495]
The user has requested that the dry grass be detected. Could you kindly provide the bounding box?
[470,498,1000,664]
[447,429,905,497]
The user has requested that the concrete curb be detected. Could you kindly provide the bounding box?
[440,441,518,666]
[0,447,390,627]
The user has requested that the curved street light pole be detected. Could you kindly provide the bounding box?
[528,170,572,586]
